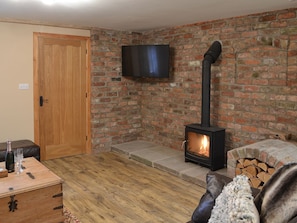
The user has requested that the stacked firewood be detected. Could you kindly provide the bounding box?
[235,158,275,189]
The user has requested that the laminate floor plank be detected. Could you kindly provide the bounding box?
[43,152,205,223]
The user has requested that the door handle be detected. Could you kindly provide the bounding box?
[40,96,43,107]
[39,96,49,106]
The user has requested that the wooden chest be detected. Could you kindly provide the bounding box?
[0,157,64,223]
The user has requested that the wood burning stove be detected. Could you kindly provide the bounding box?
[184,41,226,171]
[185,124,225,171]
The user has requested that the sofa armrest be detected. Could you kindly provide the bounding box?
[0,140,40,162]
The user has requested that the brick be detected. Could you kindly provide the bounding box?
[242,126,258,133]
[201,24,212,30]
[259,14,277,22]
[278,11,296,19]
[271,21,288,28]
[241,31,258,38]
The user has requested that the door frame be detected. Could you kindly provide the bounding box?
[33,32,91,158]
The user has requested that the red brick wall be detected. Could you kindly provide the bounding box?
[90,29,143,152]
[91,8,297,152]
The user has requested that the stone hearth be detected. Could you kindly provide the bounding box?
[227,139,297,177]
[111,140,229,188]
[111,139,297,189]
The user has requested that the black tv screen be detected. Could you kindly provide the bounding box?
[122,44,170,78]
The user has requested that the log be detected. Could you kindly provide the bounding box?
[245,165,257,177]
[235,167,242,176]
[242,169,253,179]
[251,159,259,166]
[235,158,276,189]
[236,162,244,169]
[257,172,271,183]
[257,171,265,182]
[268,168,275,175]
[243,159,253,167]
[238,158,245,166]
[250,177,262,188]
[255,166,262,174]
[258,162,268,172]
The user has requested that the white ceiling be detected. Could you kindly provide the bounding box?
[0,0,296,32]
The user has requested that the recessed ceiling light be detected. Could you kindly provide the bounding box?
[41,0,92,6]
[41,0,55,5]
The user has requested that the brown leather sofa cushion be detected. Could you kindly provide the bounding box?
[190,172,232,223]
[0,140,40,162]
[190,172,260,223]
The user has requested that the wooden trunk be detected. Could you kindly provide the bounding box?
[0,158,64,223]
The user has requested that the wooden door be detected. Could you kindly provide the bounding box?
[33,33,91,160]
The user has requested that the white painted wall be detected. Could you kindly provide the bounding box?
[0,22,90,142]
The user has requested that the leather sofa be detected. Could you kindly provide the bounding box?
[0,140,40,162]
[188,165,297,223]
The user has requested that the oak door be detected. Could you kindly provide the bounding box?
[34,33,90,160]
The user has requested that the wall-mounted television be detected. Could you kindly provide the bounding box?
[122,44,170,78]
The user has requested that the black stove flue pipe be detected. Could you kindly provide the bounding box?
[201,41,222,127]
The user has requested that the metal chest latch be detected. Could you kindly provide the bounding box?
[8,195,18,212]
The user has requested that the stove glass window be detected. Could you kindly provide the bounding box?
[187,132,210,158]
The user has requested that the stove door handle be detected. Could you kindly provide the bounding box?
[181,140,186,150]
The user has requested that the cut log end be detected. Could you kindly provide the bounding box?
[236,158,275,189]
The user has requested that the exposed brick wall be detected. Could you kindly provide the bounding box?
[91,29,143,152]
[91,8,297,153]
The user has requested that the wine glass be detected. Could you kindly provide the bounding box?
[16,148,24,173]
[14,151,20,174]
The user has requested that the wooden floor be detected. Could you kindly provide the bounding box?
[43,152,205,223]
